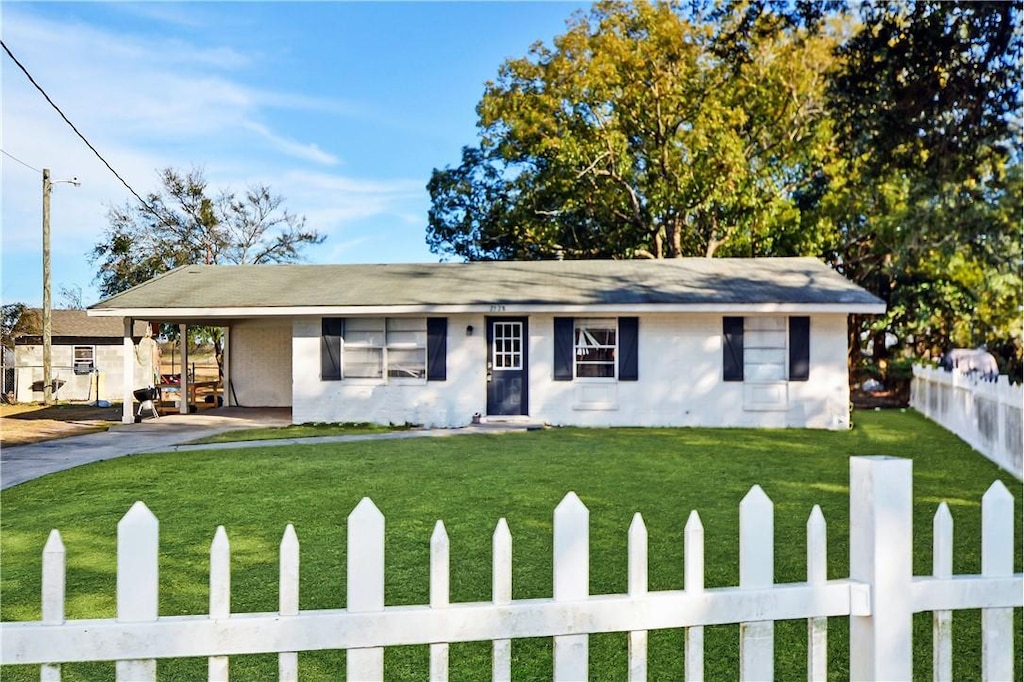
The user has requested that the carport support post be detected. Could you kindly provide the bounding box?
[222,327,231,407]
[122,317,135,424]
[179,323,189,415]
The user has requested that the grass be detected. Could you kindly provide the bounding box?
[1,410,1020,681]
[185,421,410,445]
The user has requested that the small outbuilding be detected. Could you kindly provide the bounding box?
[88,258,884,429]
[13,310,151,403]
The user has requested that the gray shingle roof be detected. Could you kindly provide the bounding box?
[17,309,149,338]
[89,258,883,312]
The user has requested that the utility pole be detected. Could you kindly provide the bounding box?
[42,168,52,405]
[41,169,79,406]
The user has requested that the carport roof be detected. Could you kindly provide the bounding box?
[88,258,885,320]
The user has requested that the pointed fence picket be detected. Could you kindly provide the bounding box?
[627,513,647,682]
[347,497,385,680]
[115,501,158,682]
[491,518,512,682]
[739,485,774,681]
[430,520,450,682]
[1,457,1020,682]
[806,506,828,682]
[40,530,64,682]
[209,526,230,681]
[684,510,705,682]
[932,503,953,682]
[278,524,300,682]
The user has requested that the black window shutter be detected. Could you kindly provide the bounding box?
[553,317,574,381]
[427,317,447,381]
[321,318,342,381]
[618,317,639,381]
[789,316,810,381]
[723,317,744,382]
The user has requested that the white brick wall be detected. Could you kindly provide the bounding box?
[291,312,852,430]
[229,321,292,407]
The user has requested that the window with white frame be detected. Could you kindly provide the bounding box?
[341,317,427,380]
[574,318,616,378]
[385,318,427,379]
[73,345,95,375]
[742,316,787,381]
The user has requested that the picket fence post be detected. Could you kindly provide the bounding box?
[981,481,1014,680]
[739,485,774,681]
[492,518,512,682]
[279,524,300,681]
[430,520,450,681]
[684,511,705,682]
[627,512,648,681]
[347,498,385,681]
[116,501,158,682]
[806,505,827,682]
[41,530,64,682]
[553,492,589,680]
[932,503,953,682]
[208,526,231,681]
[849,456,912,681]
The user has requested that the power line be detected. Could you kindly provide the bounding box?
[0,149,42,174]
[1,40,158,213]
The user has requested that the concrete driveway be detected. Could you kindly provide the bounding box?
[1,408,291,490]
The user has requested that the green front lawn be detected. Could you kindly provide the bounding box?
[1,411,1020,680]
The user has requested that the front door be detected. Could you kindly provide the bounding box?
[486,317,528,416]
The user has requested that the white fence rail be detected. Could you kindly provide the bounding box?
[2,456,1020,681]
[911,364,1024,479]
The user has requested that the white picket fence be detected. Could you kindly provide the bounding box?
[1,456,1020,681]
[911,364,1024,479]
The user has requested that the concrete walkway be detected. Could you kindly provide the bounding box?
[1,408,540,490]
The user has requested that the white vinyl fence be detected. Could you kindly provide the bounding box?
[1,456,1020,681]
[911,364,1024,479]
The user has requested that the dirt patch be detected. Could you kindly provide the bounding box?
[0,403,123,447]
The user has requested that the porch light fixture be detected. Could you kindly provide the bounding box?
[466,325,474,337]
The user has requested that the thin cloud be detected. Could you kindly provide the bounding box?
[242,122,340,166]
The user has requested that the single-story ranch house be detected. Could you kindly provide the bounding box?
[88,258,884,429]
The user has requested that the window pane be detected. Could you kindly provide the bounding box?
[344,347,383,378]
[347,318,385,332]
[387,318,427,346]
[574,319,616,379]
[577,363,616,378]
[346,318,385,347]
[492,322,523,370]
[387,318,426,332]
[387,348,426,379]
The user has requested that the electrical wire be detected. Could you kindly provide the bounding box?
[0,149,42,174]
[1,40,159,214]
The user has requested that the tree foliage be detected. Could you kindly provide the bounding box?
[1,304,39,349]
[830,1,1020,185]
[428,0,1022,377]
[823,1,1022,375]
[428,0,838,260]
[91,167,324,298]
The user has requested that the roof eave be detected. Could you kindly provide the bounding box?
[88,302,886,320]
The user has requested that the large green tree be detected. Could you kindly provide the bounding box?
[427,0,838,261]
[823,1,1022,375]
[91,167,323,298]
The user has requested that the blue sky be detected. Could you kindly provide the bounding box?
[1,1,587,307]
